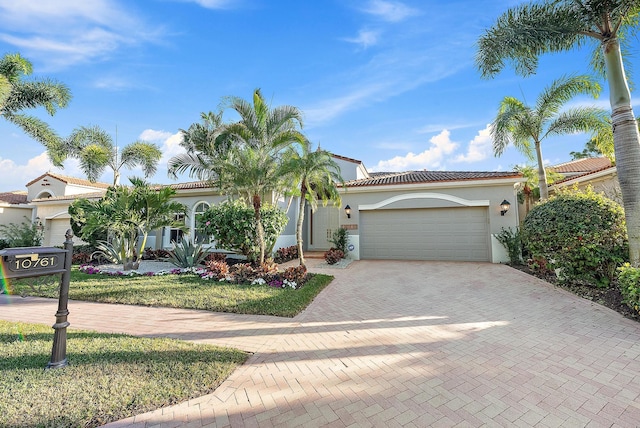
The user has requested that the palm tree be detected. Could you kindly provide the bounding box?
[66,125,162,185]
[169,89,305,264]
[476,0,640,264]
[221,89,305,264]
[281,141,343,267]
[492,75,608,200]
[0,53,71,165]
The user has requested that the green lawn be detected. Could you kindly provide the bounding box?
[10,269,334,317]
[0,320,247,428]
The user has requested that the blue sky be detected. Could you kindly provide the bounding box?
[0,0,635,192]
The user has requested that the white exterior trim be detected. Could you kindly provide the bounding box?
[359,193,490,211]
[549,166,617,190]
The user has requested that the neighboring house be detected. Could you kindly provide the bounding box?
[548,157,620,203]
[0,191,35,240]
[5,156,524,263]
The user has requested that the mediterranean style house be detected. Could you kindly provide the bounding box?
[0,155,525,263]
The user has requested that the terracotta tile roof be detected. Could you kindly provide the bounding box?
[346,170,522,187]
[32,191,106,202]
[550,157,612,174]
[0,191,28,205]
[552,165,617,185]
[26,172,111,189]
[162,181,215,190]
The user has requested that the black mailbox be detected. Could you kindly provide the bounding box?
[0,247,68,279]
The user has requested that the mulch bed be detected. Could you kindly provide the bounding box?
[510,264,640,323]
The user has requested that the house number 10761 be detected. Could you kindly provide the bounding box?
[14,256,57,270]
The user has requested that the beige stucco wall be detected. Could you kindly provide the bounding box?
[0,205,36,240]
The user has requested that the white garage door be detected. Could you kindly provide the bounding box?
[47,218,72,247]
[360,207,490,261]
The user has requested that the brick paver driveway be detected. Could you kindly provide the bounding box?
[2,260,640,427]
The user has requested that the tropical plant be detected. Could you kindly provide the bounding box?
[0,217,43,247]
[476,0,640,265]
[328,227,349,255]
[64,125,162,185]
[68,198,108,246]
[492,75,608,200]
[521,186,627,287]
[199,200,288,262]
[281,141,343,266]
[168,236,208,268]
[495,227,522,265]
[74,181,186,269]
[0,53,71,166]
[169,89,305,264]
[92,238,129,265]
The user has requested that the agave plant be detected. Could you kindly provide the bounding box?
[168,237,208,268]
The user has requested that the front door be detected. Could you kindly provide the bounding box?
[307,206,340,250]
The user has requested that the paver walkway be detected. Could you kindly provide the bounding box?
[2,260,640,427]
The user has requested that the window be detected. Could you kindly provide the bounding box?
[169,213,185,244]
[193,202,211,244]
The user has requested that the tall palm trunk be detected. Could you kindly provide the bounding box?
[296,189,308,267]
[252,194,265,264]
[534,141,549,200]
[605,38,640,265]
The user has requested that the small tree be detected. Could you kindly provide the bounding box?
[199,200,288,262]
[521,186,627,287]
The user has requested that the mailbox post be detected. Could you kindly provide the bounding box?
[0,229,74,368]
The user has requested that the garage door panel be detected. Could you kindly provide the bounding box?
[360,207,489,262]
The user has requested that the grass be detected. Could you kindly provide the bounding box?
[0,320,247,428]
[9,269,334,317]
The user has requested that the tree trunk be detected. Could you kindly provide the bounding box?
[296,193,307,267]
[604,38,640,266]
[534,141,549,200]
[253,194,265,264]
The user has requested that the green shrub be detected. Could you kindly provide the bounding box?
[324,248,344,265]
[199,200,288,262]
[274,245,298,263]
[617,263,640,315]
[521,186,627,287]
[329,228,349,254]
[0,217,42,248]
[495,227,522,265]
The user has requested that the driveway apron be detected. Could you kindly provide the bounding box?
[2,260,640,427]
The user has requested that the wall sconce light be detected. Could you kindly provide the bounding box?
[345,205,351,219]
[500,199,511,216]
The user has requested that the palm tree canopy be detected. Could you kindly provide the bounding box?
[0,53,71,166]
[66,125,161,184]
[282,141,344,210]
[476,0,640,78]
[492,74,608,157]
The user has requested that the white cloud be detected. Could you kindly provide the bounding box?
[454,124,493,163]
[343,29,380,48]
[361,0,419,22]
[371,129,458,171]
[139,129,175,142]
[0,152,57,191]
[0,0,160,70]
